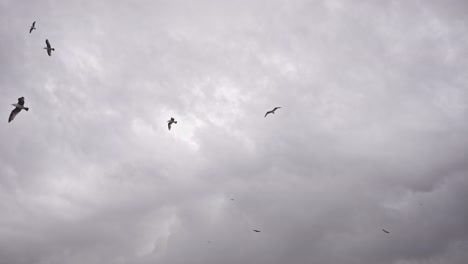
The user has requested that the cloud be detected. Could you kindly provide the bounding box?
[0,0,467,263]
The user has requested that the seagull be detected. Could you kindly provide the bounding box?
[253,230,261,233]
[167,117,177,130]
[44,39,55,56]
[382,229,390,234]
[29,21,36,33]
[264,107,281,117]
[8,97,29,123]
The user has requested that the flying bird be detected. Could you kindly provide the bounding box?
[264,107,281,117]
[44,39,55,56]
[167,117,177,130]
[8,97,29,123]
[230,198,235,201]
[253,230,261,233]
[29,21,36,33]
[382,229,390,234]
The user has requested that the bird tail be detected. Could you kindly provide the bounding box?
[51,48,55,51]
[24,107,29,111]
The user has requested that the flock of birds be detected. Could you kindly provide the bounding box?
[9,22,283,127]
[9,21,394,238]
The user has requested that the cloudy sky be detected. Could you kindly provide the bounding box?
[1,0,468,263]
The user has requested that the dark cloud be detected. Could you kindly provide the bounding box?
[0,0,467,263]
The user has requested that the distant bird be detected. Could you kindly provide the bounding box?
[29,21,36,33]
[253,230,261,233]
[264,107,281,117]
[230,198,235,201]
[207,241,212,243]
[382,229,390,234]
[167,117,177,130]
[44,39,55,56]
[8,97,29,123]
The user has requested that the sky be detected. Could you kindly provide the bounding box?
[0,0,467,263]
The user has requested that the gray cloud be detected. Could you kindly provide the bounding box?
[0,0,467,263]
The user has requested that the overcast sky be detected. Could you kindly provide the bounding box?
[0,0,467,263]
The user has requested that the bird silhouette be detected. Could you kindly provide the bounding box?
[253,230,261,233]
[382,229,390,234]
[9,97,29,123]
[264,107,281,117]
[29,21,36,33]
[167,117,177,130]
[44,39,55,56]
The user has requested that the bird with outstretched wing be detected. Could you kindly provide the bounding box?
[167,117,177,130]
[29,21,36,33]
[44,39,55,56]
[264,107,281,117]
[9,97,29,123]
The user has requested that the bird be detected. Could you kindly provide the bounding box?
[8,97,29,123]
[253,230,261,233]
[230,198,235,201]
[167,117,177,130]
[207,241,212,243]
[382,229,390,234]
[44,39,55,56]
[29,21,36,33]
[264,107,281,117]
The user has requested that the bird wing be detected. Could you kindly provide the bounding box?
[273,107,281,111]
[8,108,21,123]
[264,111,271,117]
[47,49,51,56]
[32,21,36,27]
[46,39,51,48]
[168,122,171,130]
[18,97,25,106]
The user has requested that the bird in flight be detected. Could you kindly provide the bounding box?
[253,230,261,233]
[29,21,36,33]
[167,117,177,130]
[8,97,29,123]
[382,229,390,234]
[44,39,55,56]
[230,198,235,201]
[264,107,281,117]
